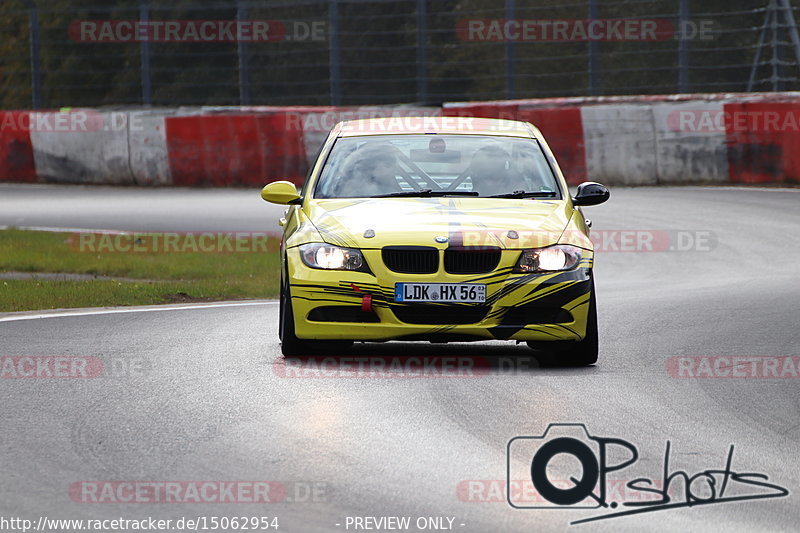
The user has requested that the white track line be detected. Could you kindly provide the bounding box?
[0,301,278,323]
[693,186,800,193]
[0,225,132,234]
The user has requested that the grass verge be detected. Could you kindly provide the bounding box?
[0,229,280,312]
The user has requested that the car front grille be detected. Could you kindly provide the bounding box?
[382,246,438,274]
[444,247,502,274]
[391,305,489,325]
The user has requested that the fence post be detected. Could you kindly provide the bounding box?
[416,0,428,104]
[21,0,42,109]
[587,0,599,96]
[139,0,152,105]
[770,0,780,91]
[237,0,251,105]
[748,2,770,91]
[677,0,689,93]
[779,0,800,86]
[328,0,341,105]
[505,0,516,99]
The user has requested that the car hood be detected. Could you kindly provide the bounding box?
[304,197,572,249]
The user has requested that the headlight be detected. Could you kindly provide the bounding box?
[299,243,365,271]
[514,245,582,272]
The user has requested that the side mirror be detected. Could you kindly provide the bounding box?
[261,181,302,205]
[572,182,609,207]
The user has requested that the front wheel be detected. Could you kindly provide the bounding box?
[527,280,598,366]
[279,279,306,357]
[279,280,353,357]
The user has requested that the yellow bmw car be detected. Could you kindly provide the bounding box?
[261,117,609,365]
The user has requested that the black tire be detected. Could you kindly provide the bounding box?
[279,278,306,357]
[279,279,353,357]
[527,279,598,366]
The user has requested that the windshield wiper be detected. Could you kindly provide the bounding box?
[371,189,480,198]
[485,190,558,199]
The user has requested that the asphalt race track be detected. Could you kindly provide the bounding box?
[1,185,799,532]
[0,184,283,232]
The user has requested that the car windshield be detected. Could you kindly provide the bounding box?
[313,134,561,199]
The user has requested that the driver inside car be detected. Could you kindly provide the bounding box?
[468,145,527,196]
[332,143,401,197]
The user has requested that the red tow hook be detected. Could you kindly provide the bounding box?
[350,283,374,313]
[361,294,373,312]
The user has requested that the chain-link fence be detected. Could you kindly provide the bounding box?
[2,0,800,109]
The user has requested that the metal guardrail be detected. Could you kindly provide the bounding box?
[2,0,800,109]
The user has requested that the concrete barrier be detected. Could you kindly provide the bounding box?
[580,104,658,186]
[652,101,730,184]
[29,110,134,184]
[517,107,587,184]
[0,111,36,183]
[444,94,800,186]
[1,95,798,187]
[723,101,800,184]
[165,112,308,186]
[128,111,172,186]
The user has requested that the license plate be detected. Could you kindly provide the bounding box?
[394,283,486,303]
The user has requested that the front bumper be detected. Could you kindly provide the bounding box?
[287,247,594,342]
